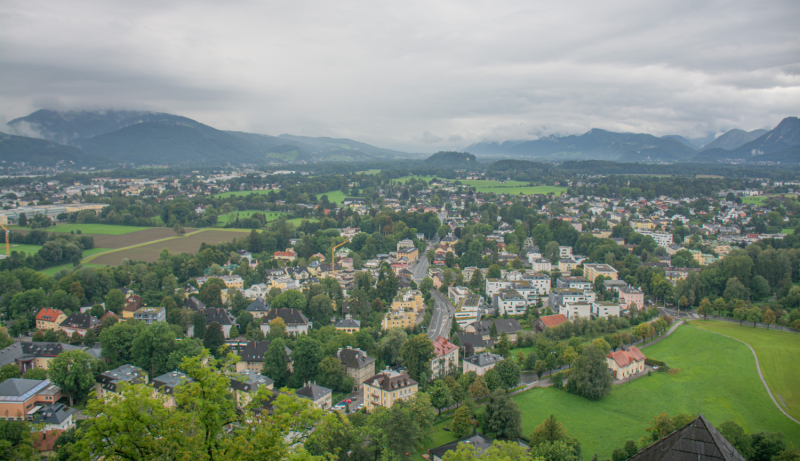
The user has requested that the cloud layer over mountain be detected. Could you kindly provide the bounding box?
[1,0,798,152]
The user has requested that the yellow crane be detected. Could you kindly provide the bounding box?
[0,223,8,257]
[331,238,350,276]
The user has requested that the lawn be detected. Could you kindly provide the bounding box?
[690,320,800,420]
[356,169,382,175]
[42,224,154,235]
[7,244,42,256]
[508,325,800,459]
[215,211,287,226]
[213,189,276,198]
[39,263,106,276]
[782,228,794,234]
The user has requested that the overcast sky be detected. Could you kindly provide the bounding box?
[1,0,798,152]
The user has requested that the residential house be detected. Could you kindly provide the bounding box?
[493,289,527,316]
[0,342,84,373]
[274,250,297,261]
[58,313,100,338]
[261,308,310,336]
[464,319,522,342]
[0,379,63,421]
[295,382,333,410]
[533,259,552,272]
[363,370,418,412]
[619,286,645,311]
[334,318,361,333]
[606,346,646,379]
[133,307,166,325]
[184,296,205,312]
[231,370,274,408]
[245,298,271,319]
[94,365,148,399]
[35,309,66,332]
[583,263,619,282]
[558,258,578,273]
[559,302,592,319]
[152,371,193,408]
[193,275,244,290]
[431,336,459,378]
[204,308,237,338]
[626,415,746,461]
[592,301,621,318]
[122,295,144,319]
[28,403,77,432]
[244,283,270,300]
[336,347,376,390]
[235,340,293,373]
[462,352,503,376]
[532,314,570,333]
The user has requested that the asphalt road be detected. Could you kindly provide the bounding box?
[410,254,429,282]
[428,290,455,341]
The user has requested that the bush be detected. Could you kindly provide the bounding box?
[550,372,565,389]
[645,358,670,372]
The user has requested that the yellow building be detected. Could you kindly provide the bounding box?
[381,311,415,330]
[397,247,419,263]
[631,220,655,230]
[591,229,612,238]
[363,370,418,412]
[606,346,646,379]
[583,263,619,282]
[35,309,66,331]
[558,259,578,273]
[334,318,361,333]
[391,290,425,314]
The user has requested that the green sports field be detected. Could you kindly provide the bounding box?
[40,224,154,235]
[214,211,287,226]
[691,320,800,420]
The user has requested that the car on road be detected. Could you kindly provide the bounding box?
[345,399,352,403]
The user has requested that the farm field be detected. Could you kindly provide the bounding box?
[414,324,799,460]
[91,228,195,249]
[38,223,155,235]
[88,229,250,265]
[691,320,800,420]
[215,211,287,226]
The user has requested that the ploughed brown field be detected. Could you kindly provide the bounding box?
[91,229,249,265]
[91,228,196,248]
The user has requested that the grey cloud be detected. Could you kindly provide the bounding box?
[0,0,798,152]
[448,134,463,142]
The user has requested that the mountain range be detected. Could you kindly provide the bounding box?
[2,109,798,167]
[465,117,799,164]
[4,109,418,166]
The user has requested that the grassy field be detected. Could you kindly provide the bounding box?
[7,244,42,255]
[39,263,106,276]
[782,228,794,234]
[742,196,768,205]
[691,320,800,420]
[38,224,154,235]
[213,189,276,198]
[356,169,382,175]
[215,211,287,226]
[415,324,799,460]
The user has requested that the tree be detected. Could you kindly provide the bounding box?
[0,419,35,460]
[747,307,762,327]
[43,329,57,343]
[48,350,97,406]
[442,440,529,460]
[165,339,203,372]
[493,359,521,390]
[712,297,727,317]
[723,277,749,302]
[591,338,611,354]
[565,346,613,401]
[750,432,787,461]
[23,368,47,380]
[762,308,776,329]
[489,320,499,340]
[530,440,579,461]
[307,294,333,328]
[203,322,225,356]
[193,311,207,339]
[31,330,44,342]
[305,411,360,460]
[470,375,490,399]
[530,414,568,446]
[718,421,754,460]
[496,331,510,357]
[292,335,322,383]
[484,368,503,391]
[90,304,105,318]
[562,347,579,368]
[132,322,177,377]
[74,351,321,460]
[267,317,286,339]
[317,356,354,393]
[452,405,475,438]
[199,281,223,308]
[271,289,307,312]
[429,379,454,414]
[0,363,21,383]
[18,212,27,226]
[70,331,83,345]
[228,324,240,338]
[633,322,655,341]
[487,264,502,279]
[481,389,522,439]
[172,223,185,236]
[400,334,434,382]
[698,298,711,320]
[82,328,97,347]
[263,337,290,386]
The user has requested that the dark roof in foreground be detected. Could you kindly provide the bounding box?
[429,432,529,459]
[628,414,746,461]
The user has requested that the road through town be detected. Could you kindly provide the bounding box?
[428,290,455,341]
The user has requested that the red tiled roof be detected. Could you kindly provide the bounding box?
[36,308,64,322]
[432,336,459,357]
[607,346,645,368]
[539,314,569,328]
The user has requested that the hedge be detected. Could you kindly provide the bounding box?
[645,357,670,372]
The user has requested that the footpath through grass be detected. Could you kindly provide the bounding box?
[691,320,800,421]
[508,325,800,459]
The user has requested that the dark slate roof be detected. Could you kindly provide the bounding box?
[96,365,147,392]
[0,378,46,398]
[295,383,332,401]
[334,318,361,329]
[185,296,206,312]
[205,308,235,326]
[264,308,308,326]
[337,348,375,369]
[456,331,494,349]
[30,403,77,426]
[364,371,417,391]
[628,415,746,461]
[231,370,274,393]
[469,319,522,336]
[429,433,494,459]
[246,297,271,313]
[240,341,292,363]
[152,371,193,395]
[463,352,504,368]
[60,313,100,330]
[0,342,85,367]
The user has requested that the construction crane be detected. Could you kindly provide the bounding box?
[0,223,8,257]
[331,238,350,276]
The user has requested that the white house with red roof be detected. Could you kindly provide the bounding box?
[35,309,66,332]
[430,336,459,378]
[606,346,646,379]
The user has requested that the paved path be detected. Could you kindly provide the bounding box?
[698,327,800,426]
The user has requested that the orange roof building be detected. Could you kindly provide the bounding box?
[606,346,646,379]
[431,336,459,378]
[35,309,66,331]
[533,314,569,332]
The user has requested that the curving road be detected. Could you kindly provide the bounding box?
[428,290,455,341]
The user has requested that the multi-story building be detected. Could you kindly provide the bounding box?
[363,370,418,411]
[522,274,551,295]
[464,319,522,342]
[381,309,415,330]
[619,286,645,311]
[193,275,244,290]
[236,340,293,373]
[152,371,193,408]
[0,379,63,421]
[336,347,376,390]
[592,301,622,318]
[556,276,592,291]
[462,352,503,376]
[533,258,552,272]
[204,308,237,338]
[231,370,274,408]
[295,382,332,410]
[397,247,419,263]
[122,295,144,319]
[59,313,100,338]
[391,290,425,314]
[485,279,513,297]
[559,302,592,319]
[0,342,85,374]
[635,229,674,247]
[452,291,482,328]
[558,258,579,273]
[559,246,573,258]
[549,288,587,309]
[493,290,527,316]
[35,309,66,331]
[430,336,459,378]
[606,346,646,379]
[94,365,148,399]
[133,307,166,325]
[334,318,361,333]
[583,263,619,282]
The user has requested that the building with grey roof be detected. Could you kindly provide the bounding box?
[462,352,504,376]
[336,347,375,390]
[94,365,148,398]
[295,382,332,410]
[28,403,77,432]
[0,342,84,373]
